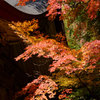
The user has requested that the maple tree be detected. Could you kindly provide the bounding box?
[14,75,58,100]
[10,20,99,74]
[17,0,100,50]
[9,19,100,99]
[17,0,100,20]
[8,0,100,99]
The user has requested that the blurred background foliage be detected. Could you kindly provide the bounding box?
[63,3,100,49]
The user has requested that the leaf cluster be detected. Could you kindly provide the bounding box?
[9,19,100,100]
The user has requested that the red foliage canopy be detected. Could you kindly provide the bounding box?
[17,0,100,20]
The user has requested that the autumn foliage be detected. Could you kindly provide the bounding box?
[17,0,100,20]
[9,19,100,99]
[17,0,36,6]
[14,34,100,74]
[86,0,100,20]
[8,0,100,99]
[15,75,58,100]
[10,20,100,74]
